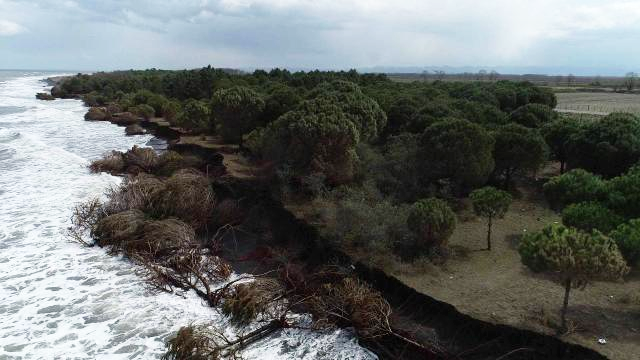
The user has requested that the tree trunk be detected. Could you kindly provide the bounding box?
[486,215,493,251]
[560,160,566,174]
[503,169,512,189]
[560,279,571,333]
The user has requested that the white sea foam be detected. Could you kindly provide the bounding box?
[0,74,376,359]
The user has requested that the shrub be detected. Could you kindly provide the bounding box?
[139,219,196,256]
[567,112,640,177]
[110,112,139,125]
[106,103,122,115]
[221,279,281,324]
[90,151,125,174]
[331,185,411,252]
[256,98,360,185]
[85,107,108,121]
[610,219,640,265]
[606,165,640,219]
[261,85,302,124]
[406,99,455,133]
[132,104,155,120]
[561,201,624,234]
[94,212,195,257]
[161,100,181,123]
[155,151,185,176]
[123,146,159,173]
[541,118,582,173]
[155,169,215,229]
[125,124,144,135]
[93,209,146,251]
[419,118,495,190]
[493,123,548,186]
[509,103,557,128]
[178,99,211,133]
[469,186,512,250]
[309,277,392,339]
[312,80,387,141]
[103,174,166,215]
[519,224,629,331]
[211,86,265,143]
[543,169,606,210]
[357,134,424,203]
[383,96,418,136]
[407,198,456,250]
[90,147,201,177]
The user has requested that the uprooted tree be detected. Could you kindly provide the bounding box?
[518,224,629,333]
[70,164,439,359]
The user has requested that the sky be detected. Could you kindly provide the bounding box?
[1,0,640,75]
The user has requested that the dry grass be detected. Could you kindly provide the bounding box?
[140,219,196,256]
[123,145,160,173]
[156,169,215,229]
[309,277,393,340]
[221,278,284,325]
[125,124,144,135]
[89,151,125,174]
[90,146,204,177]
[93,210,196,257]
[98,169,213,230]
[110,112,139,125]
[93,209,146,252]
[156,151,185,176]
[162,325,221,360]
[103,174,166,215]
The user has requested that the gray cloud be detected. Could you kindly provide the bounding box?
[0,19,26,36]
[1,0,640,74]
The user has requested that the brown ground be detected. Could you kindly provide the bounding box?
[177,135,260,179]
[382,183,640,360]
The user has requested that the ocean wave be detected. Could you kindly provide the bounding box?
[0,147,16,161]
[0,130,21,143]
[0,106,27,116]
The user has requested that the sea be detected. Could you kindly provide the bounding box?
[0,71,375,359]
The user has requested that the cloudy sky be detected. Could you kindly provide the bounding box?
[1,0,640,74]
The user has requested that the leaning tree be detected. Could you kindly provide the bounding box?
[469,186,512,250]
[518,224,629,332]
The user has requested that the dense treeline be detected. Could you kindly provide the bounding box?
[56,67,561,256]
[57,66,557,191]
[66,67,640,335]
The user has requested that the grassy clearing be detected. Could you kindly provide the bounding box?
[384,183,640,360]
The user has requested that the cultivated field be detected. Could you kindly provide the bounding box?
[556,92,640,115]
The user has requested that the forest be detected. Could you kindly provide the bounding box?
[54,67,640,358]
